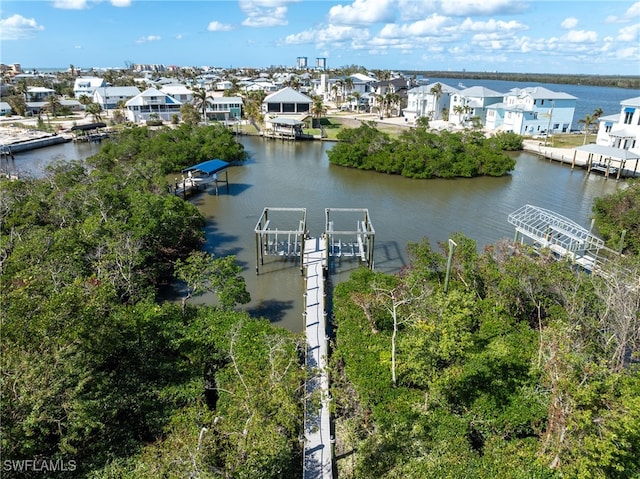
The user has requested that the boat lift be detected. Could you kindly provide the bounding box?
[254,207,307,274]
[324,208,375,269]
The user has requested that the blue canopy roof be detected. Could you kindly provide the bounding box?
[182,159,230,175]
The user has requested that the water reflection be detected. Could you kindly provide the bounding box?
[191,136,623,331]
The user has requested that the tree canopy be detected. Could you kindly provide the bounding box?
[327,122,519,178]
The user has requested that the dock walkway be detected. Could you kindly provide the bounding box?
[302,236,333,479]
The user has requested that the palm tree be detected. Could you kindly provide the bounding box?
[44,95,62,119]
[352,91,362,112]
[311,95,327,129]
[85,102,103,123]
[578,114,597,145]
[192,88,209,124]
[429,83,443,119]
[453,104,464,122]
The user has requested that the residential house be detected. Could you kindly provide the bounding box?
[73,76,107,98]
[124,87,182,123]
[485,87,576,135]
[450,86,503,127]
[206,96,243,122]
[26,86,55,102]
[0,101,12,116]
[262,87,312,117]
[160,84,194,103]
[404,82,459,122]
[92,86,141,110]
[368,77,413,116]
[596,96,640,153]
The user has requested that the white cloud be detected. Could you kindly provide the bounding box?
[606,1,640,23]
[328,0,396,25]
[396,0,438,21]
[439,0,526,16]
[208,21,233,32]
[136,35,161,44]
[614,46,639,60]
[459,17,527,33]
[0,14,44,40]
[561,17,578,30]
[378,13,450,38]
[52,0,87,9]
[284,24,369,47]
[239,0,297,27]
[52,0,130,8]
[617,23,640,42]
[564,30,598,43]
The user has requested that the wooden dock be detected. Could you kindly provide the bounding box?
[302,236,333,479]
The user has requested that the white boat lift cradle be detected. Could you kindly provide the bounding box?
[508,204,606,272]
[253,207,375,479]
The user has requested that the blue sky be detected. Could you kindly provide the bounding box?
[1,0,639,75]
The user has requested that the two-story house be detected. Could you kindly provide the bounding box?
[486,87,576,135]
[92,86,141,110]
[451,86,504,127]
[596,97,640,153]
[124,87,182,123]
[404,82,459,122]
[73,76,106,98]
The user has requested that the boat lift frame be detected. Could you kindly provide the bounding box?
[324,208,375,269]
[254,207,307,274]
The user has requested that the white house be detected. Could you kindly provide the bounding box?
[451,86,504,127]
[486,87,576,135]
[92,86,140,110]
[596,96,640,154]
[404,82,459,122]
[124,87,182,123]
[262,87,312,117]
[73,76,106,98]
[160,84,194,103]
[26,86,55,102]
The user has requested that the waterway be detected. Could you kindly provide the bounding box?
[5,79,635,332]
[190,136,624,332]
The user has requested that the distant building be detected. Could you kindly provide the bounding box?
[315,58,326,70]
[296,57,308,69]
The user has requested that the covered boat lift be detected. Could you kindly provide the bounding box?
[574,144,640,180]
[508,204,605,272]
[178,158,230,196]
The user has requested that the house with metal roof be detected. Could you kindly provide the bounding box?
[450,86,504,127]
[207,96,243,122]
[485,87,577,135]
[160,84,194,103]
[26,86,55,102]
[262,87,312,117]
[92,86,141,110]
[73,76,107,98]
[404,82,459,122]
[124,87,182,123]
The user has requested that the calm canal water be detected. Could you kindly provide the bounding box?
[6,77,635,331]
[191,136,623,331]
